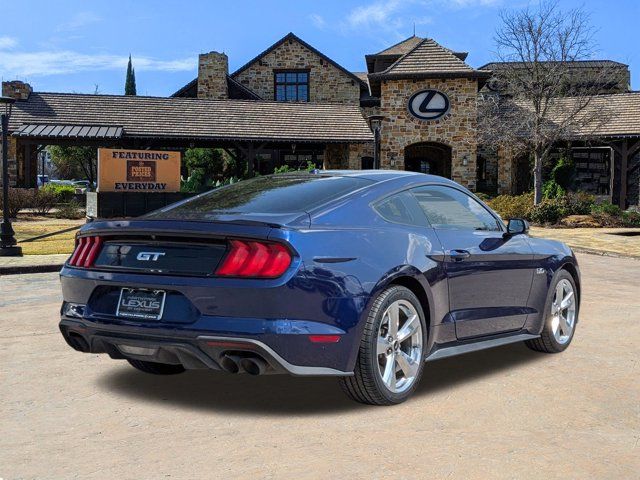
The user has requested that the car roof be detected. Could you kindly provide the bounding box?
[313,169,461,187]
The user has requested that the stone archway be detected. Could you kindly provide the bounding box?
[404,142,452,178]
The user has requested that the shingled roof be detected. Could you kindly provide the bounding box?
[557,92,640,138]
[372,36,424,56]
[499,92,640,138]
[479,60,628,71]
[8,92,373,143]
[370,38,490,79]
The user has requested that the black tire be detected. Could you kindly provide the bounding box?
[339,285,427,406]
[127,359,186,375]
[526,269,579,353]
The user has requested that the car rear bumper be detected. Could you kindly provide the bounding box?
[59,317,352,377]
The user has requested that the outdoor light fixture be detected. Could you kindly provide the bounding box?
[0,95,21,257]
[368,115,385,169]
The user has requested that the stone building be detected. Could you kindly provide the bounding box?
[3,32,639,206]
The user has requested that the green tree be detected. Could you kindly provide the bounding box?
[49,146,97,185]
[125,54,137,96]
[181,148,227,192]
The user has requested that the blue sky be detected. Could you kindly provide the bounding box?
[1,0,637,96]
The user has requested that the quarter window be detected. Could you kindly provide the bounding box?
[275,71,309,102]
[374,191,427,227]
[412,185,501,231]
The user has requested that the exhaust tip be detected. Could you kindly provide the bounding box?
[68,332,90,352]
[219,354,241,374]
[240,357,267,376]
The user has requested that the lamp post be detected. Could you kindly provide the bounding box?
[0,95,21,257]
[368,115,384,169]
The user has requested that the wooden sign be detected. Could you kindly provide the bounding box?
[98,148,181,192]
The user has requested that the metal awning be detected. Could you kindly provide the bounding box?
[13,124,124,139]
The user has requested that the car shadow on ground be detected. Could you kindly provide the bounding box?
[98,342,545,416]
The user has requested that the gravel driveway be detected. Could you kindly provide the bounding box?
[1,253,638,479]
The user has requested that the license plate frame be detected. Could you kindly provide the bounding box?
[116,288,166,321]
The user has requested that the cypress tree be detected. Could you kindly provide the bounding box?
[125,55,137,96]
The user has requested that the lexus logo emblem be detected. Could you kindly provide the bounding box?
[408,89,450,120]
[137,251,166,261]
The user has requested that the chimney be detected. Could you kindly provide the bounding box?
[2,80,32,100]
[197,52,228,100]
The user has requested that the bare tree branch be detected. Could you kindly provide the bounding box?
[482,0,616,204]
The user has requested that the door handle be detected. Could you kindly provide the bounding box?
[448,249,470,261]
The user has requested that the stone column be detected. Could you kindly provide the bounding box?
[1,81,32,187]
[497,146,515,195]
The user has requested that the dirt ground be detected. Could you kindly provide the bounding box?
[1,253,638,479]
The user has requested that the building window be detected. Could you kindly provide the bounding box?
[275,71,309,102]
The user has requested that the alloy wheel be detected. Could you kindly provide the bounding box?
[376,299,423,393]
[550,279,576,345]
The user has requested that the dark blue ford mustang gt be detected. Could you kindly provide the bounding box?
[59,171,580,405]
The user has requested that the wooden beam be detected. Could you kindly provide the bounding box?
[628,139,640,160]
[619,140,628,209]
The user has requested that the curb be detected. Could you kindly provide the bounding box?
[0,263,64,276]
[569,247,640,261]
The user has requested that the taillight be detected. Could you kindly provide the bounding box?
[68,235,103,268]
[216,240,292,278]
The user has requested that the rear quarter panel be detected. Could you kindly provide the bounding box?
[271,189,450,370]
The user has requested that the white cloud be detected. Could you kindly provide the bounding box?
[309,13,326,29]
[0,50,195,77]
[342,0,501,31]
[449,0,501,6]
[0,36,18,49]
[346,0,404,29]
[55,11,101,32]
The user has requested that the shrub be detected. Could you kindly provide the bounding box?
[622,210,640,227]
[274,160,317,174]
[563,192,595,216]
[54,199,84,219]
[528,198,566,225]
[474,192,491,202]
[591,201,622,217]
[0,188,34,218]
[486,192,534,220]
[32,188,58,215]
[588,201,635,227]
[42,184,76,203]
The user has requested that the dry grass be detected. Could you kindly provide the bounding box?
[13,215,84,255]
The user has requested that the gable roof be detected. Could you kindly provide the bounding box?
[8,92,374,144]
[372,35,424,56]
[231,32,367,87]
[370,38,489,79]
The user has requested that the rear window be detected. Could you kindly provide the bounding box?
[146,175,373,219]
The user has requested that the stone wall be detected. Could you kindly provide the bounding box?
[233,38,361,104]
[378,77,478,189]
[197,52,228,100]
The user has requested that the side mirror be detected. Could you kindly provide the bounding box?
[506,218,529,236]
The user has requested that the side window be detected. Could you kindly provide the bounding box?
[412,185,501,231]
[374,191,427,227]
